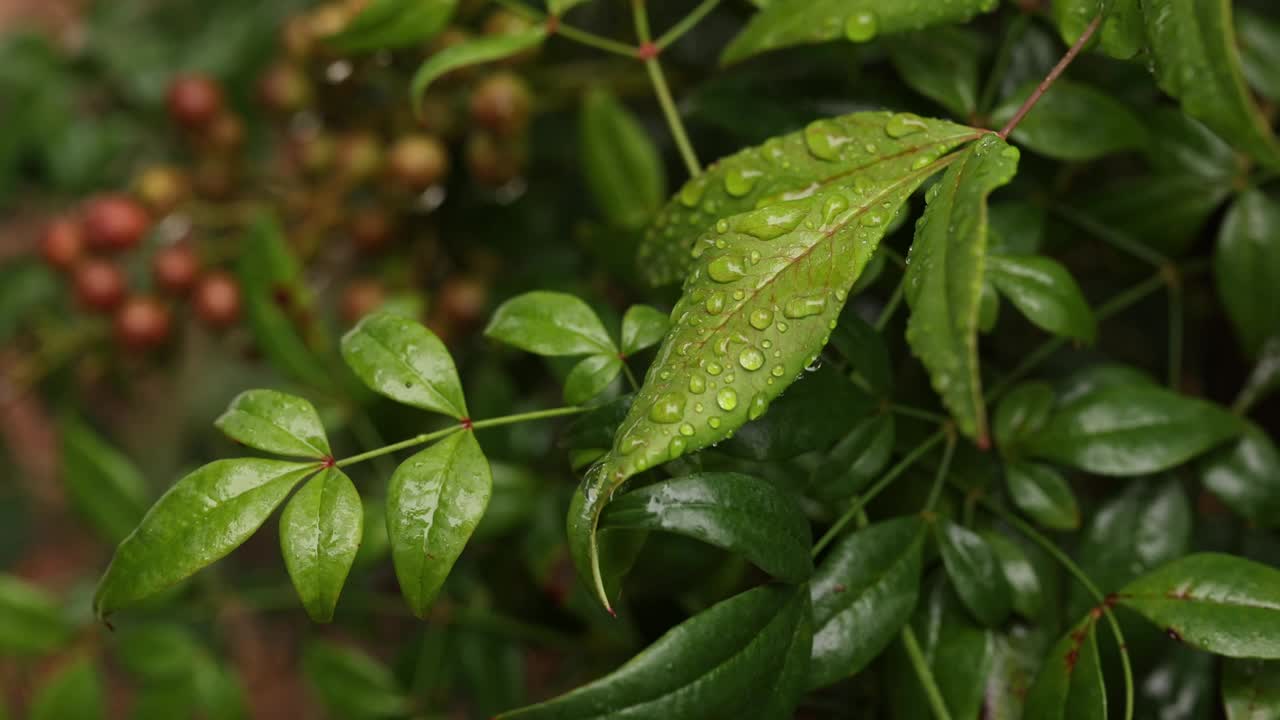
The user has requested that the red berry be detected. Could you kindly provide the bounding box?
[386,135,449,191]
[167,74,224,129]
[114,296,172,350]
[349,207,396,253]
[39,217,84,271]
[83,195,151,251]
[470,72,532,137]
[341,279,387,324]
[437,275,489,328]
[152,244,200,294]
[193,272,241,328]
[73,260,127,312]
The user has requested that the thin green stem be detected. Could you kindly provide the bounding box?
[891,404,950,425]
[901,626,955,720]
[492,0,637,58]
[469,405,589,430]
[1052,205,1169,269]
[621,362,641,391]
[876,278,907,332]
[1167,280,1184,389]
[632,0,701,176]
[655,0,721,50]
[924,433,957,512]
[812,430,947,556]
[998,13,1102,140]
[335,425,462,468]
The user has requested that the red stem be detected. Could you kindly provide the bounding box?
[998,14,1104,139]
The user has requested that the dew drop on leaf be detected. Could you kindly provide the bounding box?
[705,293,726,315]
[783,295,828,318]
[749,308,774,330]
[738,347,766,371]
[885,112,928,138]
[648,393,686,423]
[688,375,706,393]
[843,11,878,42]
[716,388,739,411]
[748,393,770,420]
[707,256,746,283]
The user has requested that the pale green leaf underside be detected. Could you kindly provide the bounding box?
[215,389,331,459]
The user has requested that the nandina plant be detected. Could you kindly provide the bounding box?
[4,0,1280,717]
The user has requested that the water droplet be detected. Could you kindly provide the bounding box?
[738,347,765,371]
[771,365,786,377]
[733,290,745,301]
[885,112,928,138]
[761,339,772,349]
[716,388,738,411]
[707,362,723,376]
[709,417,722,429]
[822,195,849,226]
[777,321,789,333]
[705,293,726,315]
[694,401,705,413]
[619,432,645,455]
[748,394,770,420]
[724,166,761,197]
[679,423,695,437]
[739,205,807,240]
[668,437,687,459]
[648,393,686,424]
[689,375,706,394]
[748,250,762,265]
[749,308,774,330]
[707,256,746,283]
[679,177,707,207]
[783,294,828,318]
[844,11,878,42]
[715,219,730,234]
[804,119,852,160]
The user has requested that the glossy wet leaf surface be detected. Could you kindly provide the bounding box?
[985,532,1044,620]
[215,389,331,459]
[1214,190,1280,357]
[810,412,894,501]
[1024,618,1106,720]
[486,291,616,357]
[937,518,1013,627]
[564,354,623,405]
[1005,461,1080,530]
[1222,659,1280,720]
[906,134,1020,443]
[280,467,362,622]
[1200,423,1280,528]
[1052,0,1144,59]
[994,80,1146,161]
[387,430,491,617]
[342,312,468,419]
[994,381,1056,453]
[60,415,149,543]
[95,459,317,615]
[987,254,1096,342]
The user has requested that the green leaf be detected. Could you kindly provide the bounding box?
[215,389,331,459]
[1215,190,1280,357]
[830,307,892,398]
[574,113,975,609]
[1145,107,1238,181]
[327,0,455,52]
[620,304,670,356]
[887,27,981,118]
[1052,0,1145,59]
[601,472,812,583]
[1201,423,1280,528]
[1237,10,1280,103]
[303,640,411,719]
[638,112,981,286]
[1143,0,1280,169]
[498,585,811,720]
[411,27,547,112]
[720,0,999,65]
[238,214,329,389]
[994,381,1056,453]
[547,0,591,15]
[1074,174,1231,256]
[94,459,317,615]
[1117,553,1280,658]
[1023,385,1243,476]
[1237,337,1280,414]
[581,88,666,231]
[387,431,491,617]
[987,254,1096,342]
[810,412,895,501]
[486,291,616,357]
[60,416,149,543]
[1005,461,1080,530]
[989,202,1047,256]
[985,532,1044,620]
[0,574,71,655]
[992,80,1146,161]
[1024,617,1107,720]
[114,624,202,681]
[1223,659,1280,720]
[280,468,362,623]
[808,517,925,689]
[30,654,103,720]
[906,135,1020,444]
[564,354,623,405]
[342,312,468,419]
[937,518,1013,627]
[979,280,1000,333]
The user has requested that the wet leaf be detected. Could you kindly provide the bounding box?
[1214,190,1280,357]
[1052,0,1145,59]
[486,291,616,357]
[987,254,1096,342]
[937,518,1013,627]
[888,27,982,118]
[994,381,1056,453]
[1005,461,1080,530]
[985,532,1045,620]
[342,312,468,419]
[993,80,1146,160]
[1222,659,1280,720]
[810,412,895,501]
[1200,423,1280,528]
[214,389,331,459]
[1024,617,1107,720]
[280,468,362,622]
[620,304,670,356]
[564,354,623,405]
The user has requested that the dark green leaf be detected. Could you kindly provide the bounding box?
[303,640,410,719]
[811,413,895,501]
[114,624,202,681]
[808,517,925,689]
[993,80,1146,160]
[547,0,591,14]
[474,461,539,540]
[1024,618,1107,720]
[1236,337,1280,414]
[1005,461,1080,530]
[987,254,1096,342]
[1237,10,1280,102]
[888,27,982,118]
[387,431,491,617]
[830,307,892,398]
[29,654,102,720]
[411,27,547,110]
[1074,175,1231,256]
[564,354,623,405]
[60,416,149,543]
[342,312,468,419]
[1222,659,1280,720]
[620,304,670,356]
[214,389,331,459]
[581,89,666,231]
[485,291,615,357]
[638,112,981,286]
[1052,0,1144,59]
[1056,363,1157,405]
[1118,553,1280,658]
[989,202,1047,256]
[327,0,455,52]
[1145,107,1238,180]
[1201,423,1280,528]
[985,532,1044,619]
[95,460,316,615]
[280,468,362,623]
[0,574,71,655]
[354,499,389,569]
[721,0,999,65]
[937,519,1013,626]
[602,472,812,583]
[985,625,1053,720]
[498,585,811,720]
[1138,645,1214,720]
[1144,0,1280,169]
[979,280,1001,333]
[906,134,1020,443]
[994,381,1056,453]
[1215,190,1280,357]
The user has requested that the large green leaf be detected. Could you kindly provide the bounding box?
[937,519,1013,627]
[1023,385,1243,476]
[720,0,998,65]
[326,0,455,52]
[280,468,362,623]
[29,654,102,720]
[215,389,331,460]
[1023,618,1107,720]
[986,254,1096,342]
[985,532,1045,620]
[993,80,1146,161]
[573,113,975,609]
[60,416,149,543]
[808,517,925,689]
[1215,190,1280,358]
[1004,461,1080,531]
[0,574,71,655]
[303,640,411,720]
[810,412,895,501]
[564,354,623,405]
[411,27,547,110]
[1117,553,1280,658]
[342,312,468,419]
[94,459,317,615]
[603,473,811,583]
[485,291,616,357]
[887,27,981,118]
[1145,107,1238,181]
[1052,0,1144,59]
[1223,659,1280,720]
[581,89,666,231]
[498,585,811,720]
[387,431,491,617]
[906,134,1020,444]
[638,112,981,286]
[1201,423,1280,528]
[994,381,1056,453]
[1143,0,1280,169]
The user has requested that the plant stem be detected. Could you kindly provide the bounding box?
[621,362,641,391]
[891,404,950,425]
[656,0,721,50]
[876,278,907,332]
[493,0,637,58]
[469,405,589,430]
[924,433,957,512]
[335,425,462,467]
[901,626,955,720]
[812,430,947,556]
[998,13,1103,139]
[632,0,702,177]
[1167,279,1184,389]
